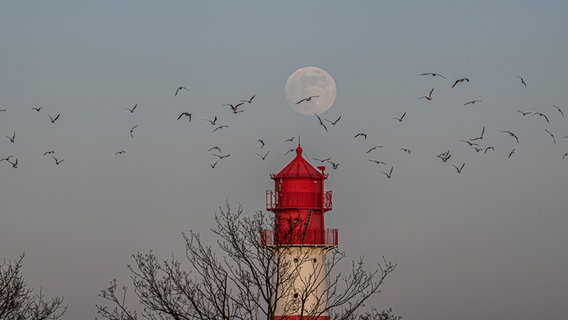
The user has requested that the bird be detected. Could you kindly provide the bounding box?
[420,72,447,79]
[563,152,568,160]
[256,151,269,160]
[240,94,255,104]
[327,161,340,170]
[452,163,465,173]
[312,157,331,163]
[392,112,406,122]
[51,155,64,165]
[508,148,516,158]
[0,108,7,112]
[175,86,189,97]
[115,150,126,156]
[533,112,549,123]
[381,166,393,179]
[284,137,295,143]
[314,113,328,133]
[464,100,482,106]
[208,160,219,168]
[7,158,18,169]
[177,112,192,121]
[31,107,44,112]
[545,129,556,144]
[296,95,319,104]
[224,102,245,114]
[472,146,483,152]
[418,88,434,100]
[1,155,14,162]
[436,151,451,162]
[125,104,137,113]
[325,116,342,125]
[43,150,55,156]
[212,125,229,132]
[368,159,387,165]
[212,153,231,159]
[517,110,532,116]
[257,139,265,149]
[48,113,60,123]
[483,146,495,154]
[284,149,295,156]
[502,130,519,144]
[451,78,469,88]
[205,116,218,125]
[208,146,222,153]
[517,76,527,89]
[470,126,485,141]
[353,133,367,140]
[552,105,564,117]
[6,132,15,143]
[130,125,137,139]
[366,146,383,153]
[461,139,480,147]
[400,148,411,154]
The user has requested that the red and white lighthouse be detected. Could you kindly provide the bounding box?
[263,145,338,320]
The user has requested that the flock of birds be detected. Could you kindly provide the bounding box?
[1,75,567,181]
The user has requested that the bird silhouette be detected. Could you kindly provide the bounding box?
[31,107,44,112]
[545,129,556,144]
[368,159,387,165]
[51,155,64,165]
[470,126,485,141]
[208,146,222,153]
[366,146,383,153]
[502,130,519,144]
[257,139,265,149]
[392,112,406,122]
[451,78,469,88]
[483,146,495,154]
[115,150,126,156]
[326,160,340,170]
[7,158,18,169]
[1,155,14,162]
[420,72,447,79]
[175,86,189,97]
[381,166,393,179]
[256,151,269,160]
[284,137,295,143]
[325,116,342,125]
[461,140,480,147]
[212,125,229,132]
[517,76,527,89]
[212,153,231,159]
[353,133,367,140]
[418,88,434,100]
[48,113,60,123]
[314,113,328,133]
[517,110,532,116]
[43,150,55,156]
[296,95,319,104]
[508,148,516,158]
[452,163,465,173]
[552,105,564,117]
[400,148,411,154]
[0,108,7,112]
[130,125,137,139]
[563,152,568,160]
[312,157,331,163]
[240,94,255,104]
[6,132,15,143]
[436,151,451,162]
[205,116,218,125]
[209,160,219,168]
[177,112,192,121]
[284,148,295,156]
[125,104,137,113]
[533,112,549,123]
[464,100,482,106]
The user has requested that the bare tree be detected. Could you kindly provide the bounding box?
[96,204,397,320]
[0,253,67,320]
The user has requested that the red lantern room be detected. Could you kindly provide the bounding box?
[263,145,338,247]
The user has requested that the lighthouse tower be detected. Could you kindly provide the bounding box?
[263,145,338,320]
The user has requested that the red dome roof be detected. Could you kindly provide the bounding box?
[272,146,322,179]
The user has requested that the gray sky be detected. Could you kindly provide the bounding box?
[1,1,567,319]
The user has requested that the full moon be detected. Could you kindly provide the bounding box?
[285,66,337,115]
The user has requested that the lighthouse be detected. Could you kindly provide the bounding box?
[262,145,338,320]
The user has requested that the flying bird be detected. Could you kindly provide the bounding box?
[545,129,556,144]
[284,137,295,143]
[48,113,60,123]
[175,86,189,97]
[177,112,192,121]
[313,157,331,163]
[208,146,222,153]
[209,160,219,168]
[353,133,367,140]
[130,125,137,138]
[461,139,480,147]
[6,131,15,143]
[502,130,519,144]
[51,155,64,165]
[43,150,55,156]
[436,150,451,162]
[470,126,485,141]
[115,150,126,156]
[400,147,411,154]
[126,104,137,113]
[517,76,527,89]
[452,163,465,173]
[381,166,393,179]
[420,72,447,79]
[296,95,319,104]
[517,110,532,116]
[212,125,229,132]
[327,161,340,170]
[392,112,406,122]
[0,108,7,112]
[508,148,516,158]
[533,112,549,123]
[451,78,469,88]
[7,158,18,169]
[563,152,568,160]
[366,146,383,153]
[314,113,328,133]
[257,139,265,149]
[368,159,387,165]
[205,116,218,125]
[552,105,564,117]
[240,94,255,104]
[1,155,14,162]
[212,153,231,159]
[284,148,295,156]
[418,88,434,100]
[483,146,495,154]
[325,116,342,125]
[256,151,269,160]
[31,107,44,112]
[464,100,482,106]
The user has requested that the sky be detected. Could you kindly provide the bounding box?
[1,1,568,319]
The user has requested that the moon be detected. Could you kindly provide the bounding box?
[285,66,337,115]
